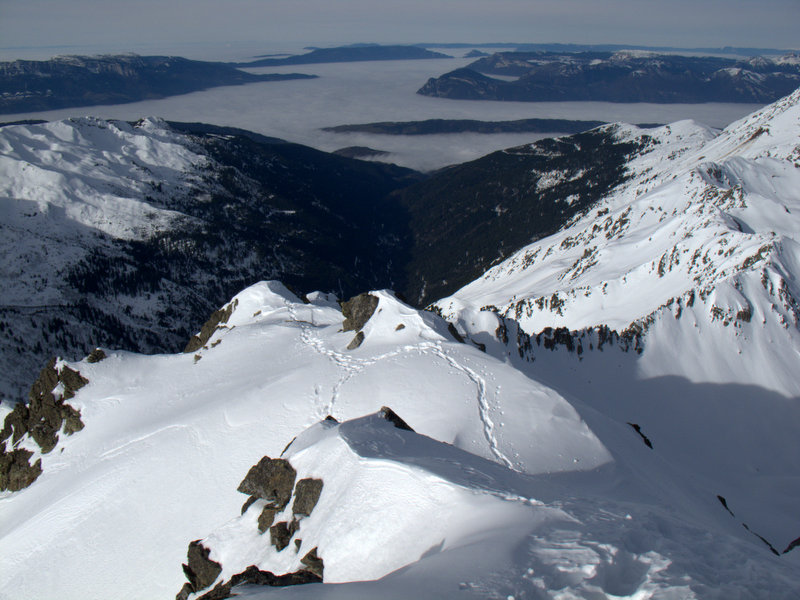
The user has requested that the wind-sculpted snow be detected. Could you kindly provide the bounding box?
[183,408,799,600]
[1,281,797,598]
[0,283,612,599]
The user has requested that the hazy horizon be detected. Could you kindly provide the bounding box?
[1,0,798,63]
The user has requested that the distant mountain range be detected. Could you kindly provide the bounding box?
[418,51,800,103]
[236,45,451,68]
[0,54,315,114]
[417,42,798,55]
[322,117,609,135]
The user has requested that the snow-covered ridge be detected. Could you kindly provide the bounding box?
[0,282,615,599]
[437,87,800,338]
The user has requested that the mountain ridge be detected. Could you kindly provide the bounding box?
[418,51,800,103]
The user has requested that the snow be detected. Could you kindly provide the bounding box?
[0,117,203,240]
[431,88,800,588]
[0,283,612,599]
[2,90,800,600]
[2,276,797,598]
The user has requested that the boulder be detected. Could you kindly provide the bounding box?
[346,330,365,350]
[237,457,296,509]
[292,478,323,517]
[183,540,222,593]
[86,348,107,363]
[340,293,379,332]
[300,547,324,579]
[270,521,297,551]
[258,506,277,533]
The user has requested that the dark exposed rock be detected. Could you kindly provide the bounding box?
[270,521,296,551]
[340,293,379,332]
[717,495,735,517]
[176,583,193,600]
[1,403,29,444]
[784,536,800,554]
[346,331,365,350]
[0,444,42,491]
[395,323,406,330]
[58,365,89,400]
[379,406,414,431]
[292,478,324,517]
[300,547,324,579]
[237,456,296,509]
[233,565,321,587]
[258,506,278,533]
[194,564,322,599]
[0,357,87,491]
[184,300,238,353]
[742,522,780,556]
[195,581,232,600]
[184,540,222,593]
[447,322,465,343]
[61,404,84,435]
[241,495,258,515]
[86,348,107,363]
[627,422,654,449]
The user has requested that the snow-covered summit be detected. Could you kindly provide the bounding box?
[0,282,616,599]
[437,86,800,342]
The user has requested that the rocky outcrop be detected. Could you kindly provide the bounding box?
[191,566,322,600]
[341,293,379,332]
[184,300,238,353]
[292,478,324,516]
[236,456,297,509]
[182,541,222,593]
[0,357,88,491]
[86,348,107,363]
[178,451,326,599]
[0,445,41,492]
[300,547,324,578]
[258,507,278,533]
[269,520,298,551]
[379,406,414,432]
[341,292,379,349]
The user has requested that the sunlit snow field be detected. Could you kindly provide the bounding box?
[0,42,762,171]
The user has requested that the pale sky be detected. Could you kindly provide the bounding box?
[1,0,798,58]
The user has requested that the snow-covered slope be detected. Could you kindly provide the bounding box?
[435,88,800,565]
[0,283,610,599]
[1,282,797,599]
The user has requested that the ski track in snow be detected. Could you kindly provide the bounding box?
[285,301,516,470]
